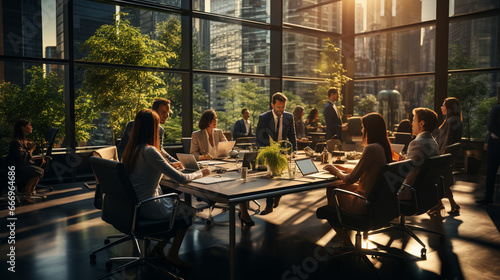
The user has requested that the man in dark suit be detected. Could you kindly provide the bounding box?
[255,92,297,215]
[117,98,182,169]
[323,88,348,142]
[233,108,254,139]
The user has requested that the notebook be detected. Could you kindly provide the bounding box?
[214,141,236,159]
[295,158,337,179]
[390,143,405,154]
[176,153,200,173]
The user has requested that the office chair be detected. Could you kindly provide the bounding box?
[316,159,412,276]
[33,127,59,193]
[393,132,413,154]
[89,156,184,279]
[444,142,461,174]
[369,154,452,259]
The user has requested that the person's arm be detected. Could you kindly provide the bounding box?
[190,132,202,160]
[255,114,270,148]
[286,115,298,151]
[488,106,500,138]
[146,147,209,184]
[327,145,375,185]
[233,120,244,138]
[8,140,29,166]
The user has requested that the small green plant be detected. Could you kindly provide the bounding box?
[256,138,289,177]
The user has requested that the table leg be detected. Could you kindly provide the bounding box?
[229,203,236,280]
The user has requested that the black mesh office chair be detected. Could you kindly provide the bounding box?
[33,127,59,193]
[316,159,412,276]
[369,154,452,259]
[89,156,184,279]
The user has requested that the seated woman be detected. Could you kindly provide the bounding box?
[322,113,393,245]
[7,119,44,203]
[122,109,211,269]
[292,106,309,143]
[305,108,325,133]
[397,119,412,133]
[190,109,255,226]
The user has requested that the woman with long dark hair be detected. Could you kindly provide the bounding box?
[428,97,462,215]
[322,113,392,244]
[122,109,210,269]
[7,119,44,203]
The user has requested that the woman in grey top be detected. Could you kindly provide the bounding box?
[122,109,210,269]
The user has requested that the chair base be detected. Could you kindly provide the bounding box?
[90,235,133,263]
[369,216,444,259]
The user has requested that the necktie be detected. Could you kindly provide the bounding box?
[276,116,281,141]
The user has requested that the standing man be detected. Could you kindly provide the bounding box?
[117,98,182,169]
[476,103,500,206]
[255,92,297,215]
[233,108,254,139]
[323,88,348,142]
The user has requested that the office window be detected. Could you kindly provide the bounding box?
[283,80,326,121]
[193,75,270,133]
[283,33,331,78]
[284,0,342,33]
[450,0,499,17]
[448,16,500,70]
[193,0,270,23]
[354,26,436,77]
[194,19,270,75]
[356,0,436,33]
[0,62,65,155]
[353,76,434,131]
[75,65,183,146]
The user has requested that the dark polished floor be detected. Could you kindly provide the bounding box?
[1,171,500,280]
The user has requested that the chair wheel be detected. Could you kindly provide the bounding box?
[421,248,427,259]
[104,239,110,245]
[105,261,112,269]
[90,253,96,262]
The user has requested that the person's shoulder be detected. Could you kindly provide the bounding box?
[283,111,293,118]
[143,145,162,157]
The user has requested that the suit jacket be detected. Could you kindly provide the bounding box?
[117,121,176,162]
[404,131,440,187]
[323,100,343,141]
[233,119,254,139]
[190,128,227,160]
[255,110,297,151]
[487,104,500,143]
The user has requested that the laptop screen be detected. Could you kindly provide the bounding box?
[295,158,320,176]
[216,141,236,157]
[176,153,200,171]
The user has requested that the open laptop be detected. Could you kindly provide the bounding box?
[390,143,405,154]
[176,153,200,173]
[214,141,236,159]
[295,158,337,179]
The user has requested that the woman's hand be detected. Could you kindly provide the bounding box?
[323,164,339,175]
[334,164,350,172]
[201,168,211,177]
[170,162,183,169]
[199,154,212,161]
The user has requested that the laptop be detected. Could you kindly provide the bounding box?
[390,143,405,154]
[295,158,337,179]
[176,153,200,173]
[214,141,236,159]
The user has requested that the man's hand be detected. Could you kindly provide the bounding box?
[201,168,211,177]
[342,123,348,131]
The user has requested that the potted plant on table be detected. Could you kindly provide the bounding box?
[256,139,289,177]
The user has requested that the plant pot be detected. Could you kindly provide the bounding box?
[268,164,283,178]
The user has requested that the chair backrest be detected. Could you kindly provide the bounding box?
[347,116,362,136]
[44,127,59,157]
[367,159,413,229]
[412,154,452,215]
[89,156,138,234]
[181,137,191,154]
[92,146,118,161]
[444,142,461,165]
[223,131,232,141]
[393,132,412,153]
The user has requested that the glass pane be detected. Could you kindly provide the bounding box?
[446,72,499,140]
[74,0,183,68]
[283,80,328,123]
[74,65,183,147]
[354,26,435,77]
[1,0,58,59]
[143,0,181,8]
[194,19,270,75]
[356,0,436,33]
[284,0,342,33]
[193,0,270,23]
[448,16,500,70]
[353,76,434,131]
[0,62,65,156]
[450,0,499,17]
[193,75,270,133]
[283,33,331,78]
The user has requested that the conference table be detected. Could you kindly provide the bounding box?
[160,158,350,280]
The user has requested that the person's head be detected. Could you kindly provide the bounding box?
[441,97,462,120]
[242,108,250,120]
[412,107,438,135]
[307,108,319,123]
[199,109,218,130]
[327,88,339,102]
[361,113,392,163]
[292,106,305,121]
[271,92,288,117]
[397,119,412,133]
[13,118,32,139]
[122,109,160,172]
[152,98,171,124]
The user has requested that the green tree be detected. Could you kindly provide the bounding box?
[314,38,351,117]
[354,94,378,116]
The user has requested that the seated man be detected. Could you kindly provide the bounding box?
[232,108,254,140]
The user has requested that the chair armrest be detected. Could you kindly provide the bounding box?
[133,193,180,231]
[332,188,368,202]
[32,155,52,161]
